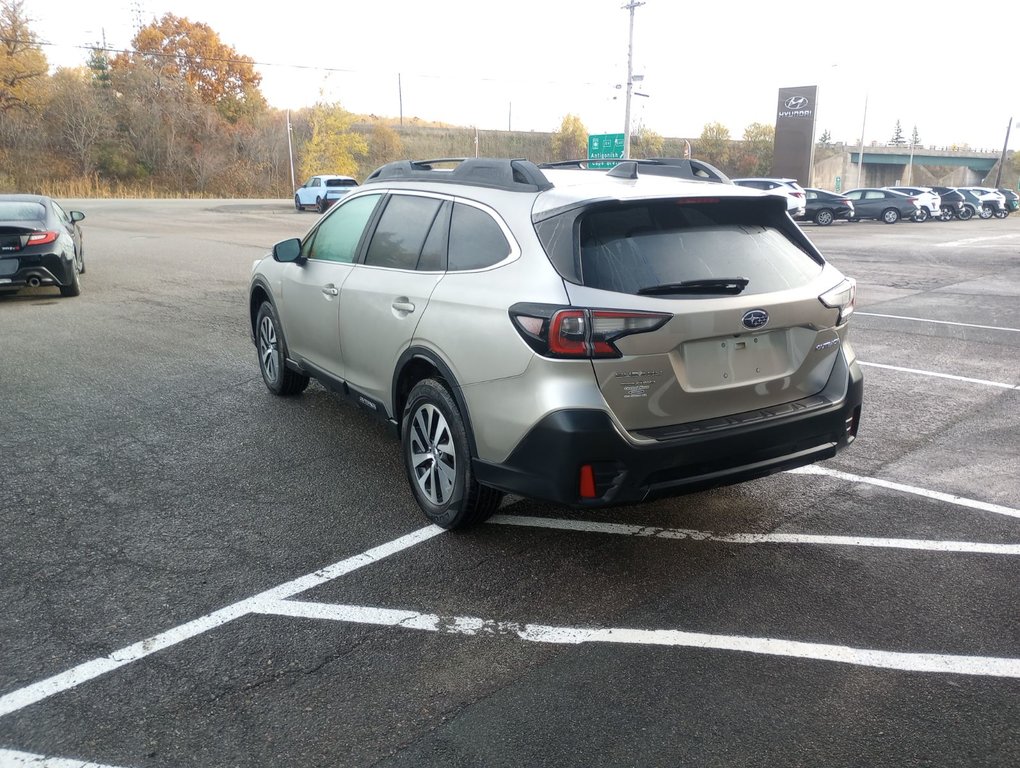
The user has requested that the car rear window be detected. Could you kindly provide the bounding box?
[535,199,822,297]
[0,202,45,222]
[325,178,358,188]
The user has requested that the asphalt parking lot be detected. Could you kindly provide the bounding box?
[1,201,1018,767]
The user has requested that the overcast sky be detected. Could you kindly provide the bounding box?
[27,0,1020,152]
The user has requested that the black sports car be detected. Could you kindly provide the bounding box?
[803,188,855,225]
[0,195,85,297]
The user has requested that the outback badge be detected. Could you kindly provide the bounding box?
[741,309,769,330]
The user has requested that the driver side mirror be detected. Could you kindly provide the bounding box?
[272,238,303,264]
[70,211,85,222]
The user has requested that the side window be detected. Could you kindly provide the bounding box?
[805,191,817,200]
[417,201,450,271]
[311,178,321,188]
[845,191,862,201]
[52,202,69,224]
[865,190,885,200]
[448,203,511,271]
[364,194,444,270]
[304,194,381,263]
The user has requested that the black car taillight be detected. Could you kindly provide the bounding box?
[510,303,671,359]
[25,231,57,246]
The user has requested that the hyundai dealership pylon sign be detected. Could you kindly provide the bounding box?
[774,85,818,187]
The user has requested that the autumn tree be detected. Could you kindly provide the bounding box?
[630,123,664,158]
[733,122,774,177]
[0,0,47,113]
[298,100,367,179]
[695,122,731,169]
[364,123,403,175]
[45,67,113,174]
[551,114,587,161]
[127,14,265,121]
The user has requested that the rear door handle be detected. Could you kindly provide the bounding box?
[322,285,339,297]
[392,300,415,313]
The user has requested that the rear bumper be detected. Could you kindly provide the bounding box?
[473,355,863,508]
[0,252,75,289]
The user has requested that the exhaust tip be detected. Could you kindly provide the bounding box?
[28,277,40,287]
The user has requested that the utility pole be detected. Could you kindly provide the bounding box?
[622,1,645,160]
[286,110,296,193]
[994,116,1013,188]
[855,94,868,188]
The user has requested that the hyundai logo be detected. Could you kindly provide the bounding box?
[784,96,808,110]
[742,309,769,330]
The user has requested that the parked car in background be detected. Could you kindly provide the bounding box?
[803,188,855,225]
[250,158,862,529]
[886,186,941,222]
[731,178,807,219]
[0,194,85,297]
[843,188,920,224]
[930,187,968,220]
[295,175,359,213]
[997,188,1019,212]
[963,187,1008,218]
[955,188,992,220]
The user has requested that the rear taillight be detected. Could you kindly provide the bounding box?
[26,231,58,246]
[819,278,856,324]
[510,304,672,359]
[791,191,805,199]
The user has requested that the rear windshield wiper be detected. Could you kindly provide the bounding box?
[637,278,750,296]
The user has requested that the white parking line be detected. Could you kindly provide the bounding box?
[0,525,444,719]
[859,361,1019,390]
[856,312,1020,333]
[0,748,131,768]
[487,515,1020,555]
[934,234,1019,248]
[256,599,1020,679]
[789,466,1020,520]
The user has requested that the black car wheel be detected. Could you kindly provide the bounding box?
[59,256,81,297]
[814,209,834,226]
[294,195,302,211]
[316,197,326,214]
[911,208,929,223]
[994,208,1009,219]
[255,302,309,396]
[958,205,975,221]
[402,378,503,530]
[939,205,955,221]
[881,208,901,224]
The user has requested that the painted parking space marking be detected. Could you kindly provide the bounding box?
[0,525,444,719]
[255,599,1020,679]
[856,312,1020,334]
[934,234,1019,248]
[859,361,1019,390]
[487,515,1020,555]
[0,748,131,768]
[788,465,1020,520]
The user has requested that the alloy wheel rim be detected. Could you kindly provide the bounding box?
[409,403,456,505]
[258,315,279,383]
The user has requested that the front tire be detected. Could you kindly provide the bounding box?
[882,208,901,224]
[402,378,503,529]
[979,204,993,220]
[294,195,303,211]
[255,302,309,396]
[814,209,834,226]
[939,205,955,221]
[958,205,974,221]
[911,208,929,223]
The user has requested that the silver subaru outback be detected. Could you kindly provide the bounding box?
[249,158,862,529]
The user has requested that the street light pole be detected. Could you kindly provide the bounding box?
[622,0,644,160]
[993,116,1014,188]
[855,94,868,188]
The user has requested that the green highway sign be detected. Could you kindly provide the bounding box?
[834,175,842,193]
[588,133,625,168]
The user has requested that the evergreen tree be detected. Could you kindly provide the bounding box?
[891,120,906,145]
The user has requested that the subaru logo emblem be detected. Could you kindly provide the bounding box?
[742,309,769,330]
[784,96,808,109]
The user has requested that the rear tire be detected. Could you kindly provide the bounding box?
[911,208,929,223]
[255,302,309,396]
[957,205,974,221]
[316,197,326,214]
[814,209,834,226]
[882,208,901,224]
[402,378,503,530]
[294,195,302,211]
[59,257,81,297]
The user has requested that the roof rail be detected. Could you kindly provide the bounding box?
[363,158,553,192]
[538,157,730,184]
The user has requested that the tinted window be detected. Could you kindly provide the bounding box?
[448,203,510,271]
[418,201,451,272]
[0,202,46,222]
[571,200,821,297]
[304,194,381,263]
[325,178,358,188]
[365,194,443,270]
[844,191,862,200]
[864,190,886,200]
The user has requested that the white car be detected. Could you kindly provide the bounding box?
[294,175,359,213]
[730,177,807,219]
[886,186,941,222]
[963,187,1008,219]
